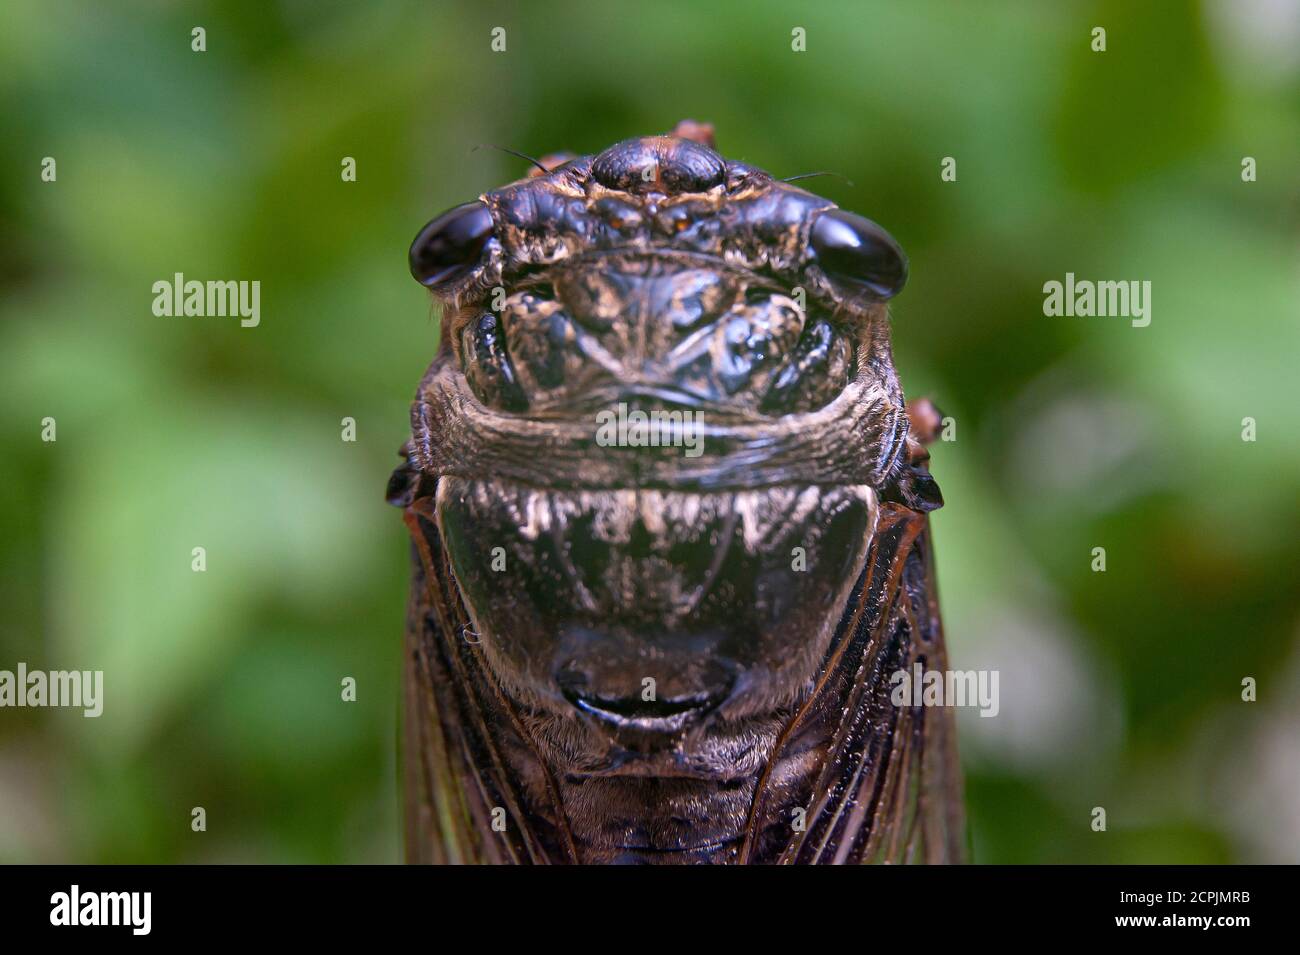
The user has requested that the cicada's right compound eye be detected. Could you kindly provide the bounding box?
[409,200,495,288]
[809,208,908,301]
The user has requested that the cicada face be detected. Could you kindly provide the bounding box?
[398,124,950,863]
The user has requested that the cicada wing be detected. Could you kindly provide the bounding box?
[767,503,966,864]
[400,491,578,865]
[402,598,448,862]
[401,553,484,864]
[393,443,484,863]
[857,515,966,864]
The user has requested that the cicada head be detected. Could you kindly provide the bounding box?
[408,124,908,424]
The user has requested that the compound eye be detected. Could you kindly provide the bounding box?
[409,201,494,288]
[809,209,907,300]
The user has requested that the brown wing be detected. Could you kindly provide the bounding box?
[399,482,578,864]
[848,512,966,863]
[401,550,494,864]
[762,504,966,864]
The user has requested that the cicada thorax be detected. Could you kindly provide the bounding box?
[395,125,963,864]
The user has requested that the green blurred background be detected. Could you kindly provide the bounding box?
[1,0,1297,863]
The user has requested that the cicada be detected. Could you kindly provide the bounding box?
[389,121,965,864]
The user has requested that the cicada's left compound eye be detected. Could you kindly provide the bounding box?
[809,208,908,301]
[409,200,495,288]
